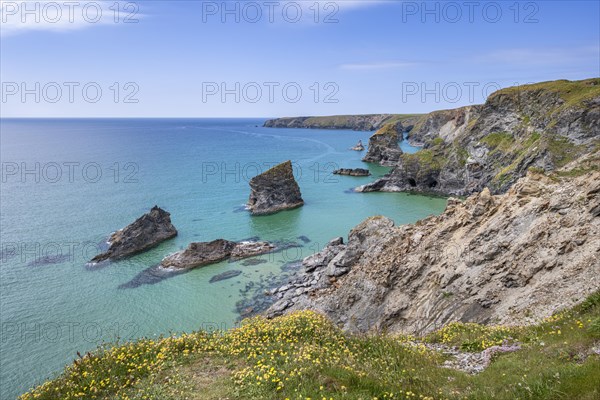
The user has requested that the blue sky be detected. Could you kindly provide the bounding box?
[1,0,599,117]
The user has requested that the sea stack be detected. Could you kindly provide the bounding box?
[160,239,275,269]
[362,124,403,165]
[90,206,178,263]
[247,160,304,215]
[333,168,371,177]
[350,140,365,151]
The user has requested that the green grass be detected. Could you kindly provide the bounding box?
[299,114,423,130]
[481,132,515,153]
[20,290,600,400]
[494,78,600,110]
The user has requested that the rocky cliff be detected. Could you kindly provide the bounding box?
[264,114,421,131]
[362,123,403,165]
[267,162,600,334]
[360,79,600,196]
[90,206,177,263]
[247,160,304,215]
[407,105,481,146]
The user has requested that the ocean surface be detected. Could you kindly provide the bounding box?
[0,118,447,398]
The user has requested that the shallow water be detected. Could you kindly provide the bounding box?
[0,118,447,397]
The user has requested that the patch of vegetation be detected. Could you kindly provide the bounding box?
[300,114,423,130]
[528,166,545,174]
[20,290,600,400]
[495,78,600,110]
[430,137,445,147]
[542,135,585,168]
[374,122,400,136]
[402,148,446,172]
[481,132,515,153]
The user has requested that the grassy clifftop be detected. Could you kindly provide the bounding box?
[264,114,422,131]
[20,292,600,400]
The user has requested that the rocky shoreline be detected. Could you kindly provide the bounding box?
[265,167,600,334]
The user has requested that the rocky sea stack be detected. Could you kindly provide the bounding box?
[350,140,365,151]
[333,168,371,177]
[90,206,177,263]
[247,160,304,215]
[160,240,275,270]
[362,123,403,165]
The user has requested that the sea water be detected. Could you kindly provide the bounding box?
[0,118,446,398]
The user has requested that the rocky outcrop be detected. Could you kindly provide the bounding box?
[362,124,403,165]
[333,168,370,177]
[267,167,600,334]
[160,240,275,270]
[361,79,600,196]
[350,140,365,151]
[90,206,177,263]
[264,114,421,131]
[248,161,304,215]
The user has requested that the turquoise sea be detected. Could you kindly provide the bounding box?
[0,118,447,398]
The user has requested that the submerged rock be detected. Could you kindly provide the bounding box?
[90,206,177,263]
[297,235,311,244]
[247,161,304,215]
[241,258,268,266]
[28,254,71,267]
[333,168,371,177]
[209,270,242,283]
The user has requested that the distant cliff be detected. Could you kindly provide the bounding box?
[360,78,600,196]
[264,114,421,131]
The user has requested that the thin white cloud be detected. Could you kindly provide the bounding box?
[474,46,600,66]
[340,61,419,70]
[0,0,143,37]
[328,0,387,11]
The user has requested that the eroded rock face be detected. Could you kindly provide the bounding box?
[248,161,304,215]
[267,169,600,334]
[408,105,481,146]
[333,168,371,177]
[90,206,177,263]
[362,124,403,166]
[161,240,275,270]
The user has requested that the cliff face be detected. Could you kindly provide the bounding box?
[361,123,403,165]
[248,160,304,215]
[408,105,481,145]
[360,79,600,196]
[268,164,600,334]
[264,114,421,131]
